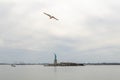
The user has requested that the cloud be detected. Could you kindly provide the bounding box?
[0,0,120,63]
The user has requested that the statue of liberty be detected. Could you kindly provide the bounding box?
[54,53,57,65]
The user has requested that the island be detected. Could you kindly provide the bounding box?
[44,54,84,66]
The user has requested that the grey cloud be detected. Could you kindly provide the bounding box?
[0,47,52,63]
[0,0,120,63]
[83,15,120,40]
[0,3,14,18]
[0,2,52,50]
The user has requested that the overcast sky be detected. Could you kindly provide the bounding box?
[0,0,120,63]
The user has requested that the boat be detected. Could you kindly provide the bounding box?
[11,64,16,67]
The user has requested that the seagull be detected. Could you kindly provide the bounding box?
[43,12,59,20]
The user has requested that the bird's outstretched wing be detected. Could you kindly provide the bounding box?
[43,12,59,20]
[52,16,59,20]
[43,12,52,17]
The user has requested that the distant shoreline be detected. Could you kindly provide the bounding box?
[0,63,120,65]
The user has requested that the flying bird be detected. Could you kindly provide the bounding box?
[43,12,59,20]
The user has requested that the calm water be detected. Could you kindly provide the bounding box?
[0,65,120,80]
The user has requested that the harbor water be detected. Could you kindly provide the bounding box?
[0,65,120,80]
